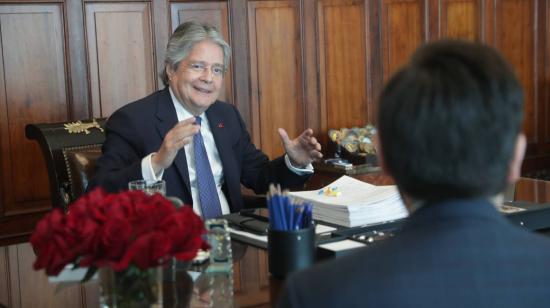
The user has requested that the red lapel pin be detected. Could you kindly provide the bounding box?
[218,122,224,128]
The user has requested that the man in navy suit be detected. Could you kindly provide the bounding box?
[90,21,322,216]
[278,40,550,307]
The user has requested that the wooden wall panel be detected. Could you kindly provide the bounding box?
[489,0,537,143]
[441,0,480,41]
[0,4,67,216]
[545,0,550,145]
[248,1,304,158]
[317,0,368,136]
[0,243,98,308]
[381,0,426,78]
[85,2,155,117]
[170,2,233,103]
[515,177,550,203]
[0,247,10,307]
[17,244,85,307]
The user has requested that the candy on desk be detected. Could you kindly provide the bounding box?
[318,186,342,197]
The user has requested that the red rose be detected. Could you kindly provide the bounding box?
[131,194,176,236]
[161,207,207,261]
[66,201,100,254]
[31,189,207,276]
[113,231,171,271]
[100,216,132,261]
[30,209,78,276]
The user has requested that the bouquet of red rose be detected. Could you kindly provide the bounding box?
[30,188,208,277]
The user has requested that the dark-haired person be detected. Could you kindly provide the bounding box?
[89,21,322,218]
[278,40,550,308]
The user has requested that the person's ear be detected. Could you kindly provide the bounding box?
[507,133,526,184]
[165,65,174,81]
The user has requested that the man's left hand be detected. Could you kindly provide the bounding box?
[278,128,323,168]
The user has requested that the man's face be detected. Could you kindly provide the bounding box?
[167,40,225,115]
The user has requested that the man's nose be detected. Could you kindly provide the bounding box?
[199,67,214,83]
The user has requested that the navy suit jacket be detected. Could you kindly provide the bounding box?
[278,199,550,308]
[89,88,309,212]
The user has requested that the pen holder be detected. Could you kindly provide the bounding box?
[267,226,315,278]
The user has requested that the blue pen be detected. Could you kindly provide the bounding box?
[276,195,287,230]
[268,200,275,230]
[287,197,294,230]
[272,195,280,230]
[303,204,312,227]
[295,206,304,230]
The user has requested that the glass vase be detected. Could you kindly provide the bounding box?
[99,266,163,308]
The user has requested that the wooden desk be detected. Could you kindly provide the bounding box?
[4,176,548,307]
[0,241,279,308]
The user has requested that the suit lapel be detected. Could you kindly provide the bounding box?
[155,88,191,193]
[206,104,233,170]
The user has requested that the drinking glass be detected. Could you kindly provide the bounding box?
[128,179,166,196]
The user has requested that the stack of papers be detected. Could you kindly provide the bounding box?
[288,176,409,227]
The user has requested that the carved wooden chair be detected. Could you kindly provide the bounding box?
[25,118,106,211]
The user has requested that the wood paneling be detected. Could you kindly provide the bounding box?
[233,245,270,307]
[545,0,550,146]
[170,2,233,103]
[0,243,97,308]
[381,0,426,78]
[248,1,304,158]
[490,0,537,142]
[0,0,549,257]
[441,0,480,41]
[0,247,9,307]
[18,244,84,307]
[85,2,155,117]
[318,0,368,137]
[0,4,67,216]
[515,177,550,203]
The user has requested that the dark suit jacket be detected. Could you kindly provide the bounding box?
[89,88,309,212]
[278,199,550,308]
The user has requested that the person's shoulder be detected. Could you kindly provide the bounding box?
[207,100,242,124]
[209,100,238,113]
[116,89,168,115]
[105,88,170,129]
[289,248,374,286]
[281,249,377,307]
[107,89,169,122]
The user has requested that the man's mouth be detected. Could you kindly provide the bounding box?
[194,86,213,94]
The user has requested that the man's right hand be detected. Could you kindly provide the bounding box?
[151,117,200,174]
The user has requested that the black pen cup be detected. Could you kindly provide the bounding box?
[268,226,315,278]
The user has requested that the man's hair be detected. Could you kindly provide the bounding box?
[161,21,231,85]
[377,40,524,201]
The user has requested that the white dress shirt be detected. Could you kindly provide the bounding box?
[142,87,313,217]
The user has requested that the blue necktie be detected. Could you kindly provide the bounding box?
[193,116,222,219]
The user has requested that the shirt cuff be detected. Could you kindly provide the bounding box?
[285,154,314,175]
[141,153,164,181]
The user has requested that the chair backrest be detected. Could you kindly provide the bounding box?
[25,118,106,211]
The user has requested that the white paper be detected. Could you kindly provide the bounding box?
[289,175,408,227]
[318,239,366,251]
[48,266,94,283]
